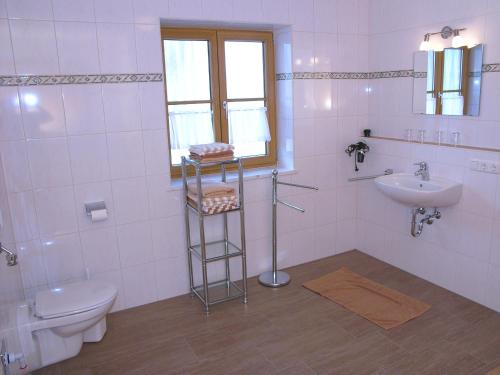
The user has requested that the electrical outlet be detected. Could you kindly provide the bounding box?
[470,159,500,174]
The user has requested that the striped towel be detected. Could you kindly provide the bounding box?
[189,142,235,157]
[187,194,238,214]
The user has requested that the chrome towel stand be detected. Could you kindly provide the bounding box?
[258,169,318,288]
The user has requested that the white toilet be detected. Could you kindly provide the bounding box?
[3,280,117,374]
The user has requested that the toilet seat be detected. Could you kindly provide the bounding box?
[35,280,117,319]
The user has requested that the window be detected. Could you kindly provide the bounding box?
[161,28,277,177]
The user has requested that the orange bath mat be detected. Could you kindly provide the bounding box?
[486,366,500,375]
[303,267,431,329]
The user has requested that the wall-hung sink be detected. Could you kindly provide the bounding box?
[374,173,462,208]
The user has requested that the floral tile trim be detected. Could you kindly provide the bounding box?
[277,64,500,81]
[0,73,163,86]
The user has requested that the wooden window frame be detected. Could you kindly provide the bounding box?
[161,27,277,178]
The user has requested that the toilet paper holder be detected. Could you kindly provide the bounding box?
[84,201,106,216]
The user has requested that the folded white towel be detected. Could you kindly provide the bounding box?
[188,142,234,157]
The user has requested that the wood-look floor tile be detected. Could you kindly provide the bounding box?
[34,250,500,375]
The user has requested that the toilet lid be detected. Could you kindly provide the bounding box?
[35,280,117,319]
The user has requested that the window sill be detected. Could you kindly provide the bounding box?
[167,166,297,191]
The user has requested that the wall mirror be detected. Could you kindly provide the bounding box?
[412,44,483,116]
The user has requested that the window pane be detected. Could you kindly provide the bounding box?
[225,41,265,99]
[443,48,463,91]
[228,101,267,158]
[164,40,211,102]
[168,103,215,165]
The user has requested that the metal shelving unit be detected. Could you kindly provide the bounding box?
[181,156,248,313]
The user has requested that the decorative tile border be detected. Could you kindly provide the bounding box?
[482,63,500,72]
[0,73,163,86]
[277,63,500,81]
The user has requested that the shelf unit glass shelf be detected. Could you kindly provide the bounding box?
[189,240,242,263]
[192,280,244,305]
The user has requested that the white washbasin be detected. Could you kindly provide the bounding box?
[374,173,462,208]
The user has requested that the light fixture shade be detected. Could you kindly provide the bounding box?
[452,34,465,48]
[419,40,431,51]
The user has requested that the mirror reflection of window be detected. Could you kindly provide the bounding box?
[412,44,483,117]
[442,48,464,116]
[426,51,436,114]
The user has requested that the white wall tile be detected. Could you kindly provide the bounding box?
[262,0,289,24]
[27,138,72,189]
[0,0,6,18]
[9,19,59,75]
[290,0,314,32]
[151,216,185,260]
[292,31,314,71]
[107,132,145,179]
[19,86,66,139]
[116,221,153,267]
[102,83,141,133]
[8,191,39,242]
[139,82,167,130]
[232,0,263,22]
[96,23,137,74]
[34,186,78,237]
[80,227,120,274]
[169,0,202,19]
[68,134,110,184]
[1,140,31,193]
[143,129,170,175]
[6,0,53,20]
[314,32,338,72]
[0,19,14,74]
[146,175,182,219]
[41,233,85,285]
[55,21,99,74]
[314,0,338,33]
[132,0,168,24]
[155,257,187,300]
[135,23,162,73]
[62,84,105,135]
[111,177,149,225]
[93,0,134,23]
[121,262,157,308]
[52,0,95,22]
[16,239,47,289]
[73,181,115,231]
[201,0,233,21]
[0,87,23,141]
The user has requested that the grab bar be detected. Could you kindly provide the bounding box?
[348,169,393,182]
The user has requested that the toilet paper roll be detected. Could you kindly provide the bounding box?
[90,209,108,222]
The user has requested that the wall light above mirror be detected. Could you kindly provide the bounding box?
[413,25,483,117]
[419,26,467,51]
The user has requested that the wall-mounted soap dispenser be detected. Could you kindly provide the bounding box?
[345,141,370,171]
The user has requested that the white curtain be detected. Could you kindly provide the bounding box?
[442,48,464,115]
[228,106,271,145]
[442,92,464,116]
[168,109,214,150]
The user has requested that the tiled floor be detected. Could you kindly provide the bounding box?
[36,250,500,375]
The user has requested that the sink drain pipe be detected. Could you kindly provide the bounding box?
[411,208,441,237]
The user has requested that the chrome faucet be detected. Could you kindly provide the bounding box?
[414,161,430,181]
[0,242,18,266]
